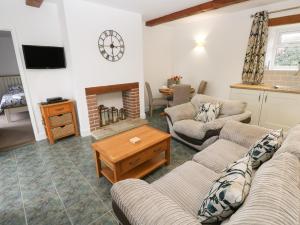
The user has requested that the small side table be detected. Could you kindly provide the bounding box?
[40,100,79,144]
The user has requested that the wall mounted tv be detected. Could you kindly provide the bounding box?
[22,45,66,69]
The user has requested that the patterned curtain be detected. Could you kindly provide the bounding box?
[242,11,269,84]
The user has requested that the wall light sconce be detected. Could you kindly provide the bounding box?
[194,34,206,53]
[196,39,205,48]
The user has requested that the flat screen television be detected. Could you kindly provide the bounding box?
[22,45,66,69]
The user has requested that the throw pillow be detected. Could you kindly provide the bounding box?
[246,129,283,169]
[8,84,23,94]
[194,103,221,123]
[198,156,252,223]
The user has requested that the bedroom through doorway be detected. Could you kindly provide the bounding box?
[0,30,35,151]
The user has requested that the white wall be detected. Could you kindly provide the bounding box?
[0,33,19,75]
[144,0,300,100]
[0,0,73,140]
[171,11,251,99]
[0,0,145,140]
[62,0,145,136]
[144,25,173,109]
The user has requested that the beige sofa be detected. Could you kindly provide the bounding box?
[165,94,251,151]
[111,121,300,225]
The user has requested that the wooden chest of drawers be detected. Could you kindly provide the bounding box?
[40,100,79,144]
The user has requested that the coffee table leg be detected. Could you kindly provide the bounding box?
[94,151,102,178]
[165,140,171,165]
[113,164,120,183]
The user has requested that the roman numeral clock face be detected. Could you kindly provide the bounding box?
[98,30,125,62]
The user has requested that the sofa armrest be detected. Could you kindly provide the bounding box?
[220,120,270,149]
[164,102,196,124]
[111,179,201,225]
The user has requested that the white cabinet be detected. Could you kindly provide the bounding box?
[259,91,300,130]
[230,88,264,125]
[230,88,300,131]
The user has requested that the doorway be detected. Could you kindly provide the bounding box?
[0,30,35,150]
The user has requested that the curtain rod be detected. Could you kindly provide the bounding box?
[251,6,300,18]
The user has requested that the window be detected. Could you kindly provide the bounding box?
[266,24,300,71]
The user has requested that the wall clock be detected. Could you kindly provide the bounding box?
[98,30,125,62]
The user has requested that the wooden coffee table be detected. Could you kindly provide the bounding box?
[92,125,171,184]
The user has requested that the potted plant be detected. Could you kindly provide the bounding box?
[170,75,183,85]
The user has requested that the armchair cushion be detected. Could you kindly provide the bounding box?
[164,102,196,124]
[193,139,248,173]
[111,179,201,225]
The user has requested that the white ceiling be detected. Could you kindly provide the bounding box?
[85,0,285,21]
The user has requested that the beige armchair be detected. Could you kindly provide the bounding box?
[145,82,168,117]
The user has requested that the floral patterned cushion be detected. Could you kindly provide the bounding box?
[198,156,252,223]
[194,103,221,123]
[246,129,283,169]
[8,85,23,94]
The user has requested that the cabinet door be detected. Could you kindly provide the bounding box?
[260,91,300,131]
[230,88,264,125]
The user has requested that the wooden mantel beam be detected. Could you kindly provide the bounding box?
[26,0,44,8]
[146,0,249,26]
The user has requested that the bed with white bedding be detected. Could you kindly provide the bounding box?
[0,85,28,122]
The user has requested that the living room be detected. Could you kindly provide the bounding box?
[0,0,300,225]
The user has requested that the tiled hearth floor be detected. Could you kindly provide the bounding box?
[0,109,197,225]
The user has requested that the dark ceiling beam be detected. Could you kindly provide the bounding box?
[269,14,300,27]
[26,0,44,8]
[146,0,250,26]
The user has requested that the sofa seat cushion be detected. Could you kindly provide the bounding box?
[111,179,201,225]
[193,139,248,173]
[173,119,208,140]
[151,161,219,217]
[222,152,300,225]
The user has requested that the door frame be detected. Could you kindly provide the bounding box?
[0,26,39,141]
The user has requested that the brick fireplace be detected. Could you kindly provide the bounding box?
[85,82,140,132]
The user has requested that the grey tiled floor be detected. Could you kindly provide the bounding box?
[0,109,196,225]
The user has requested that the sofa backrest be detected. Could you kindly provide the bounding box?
[219,121,269,149]
[275,124,300,160]
[191,94,247,116]
[222,152,300,225]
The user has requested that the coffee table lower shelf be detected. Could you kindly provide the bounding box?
[101,156,167,183]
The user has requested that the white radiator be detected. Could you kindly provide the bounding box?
[0,75,22,99]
